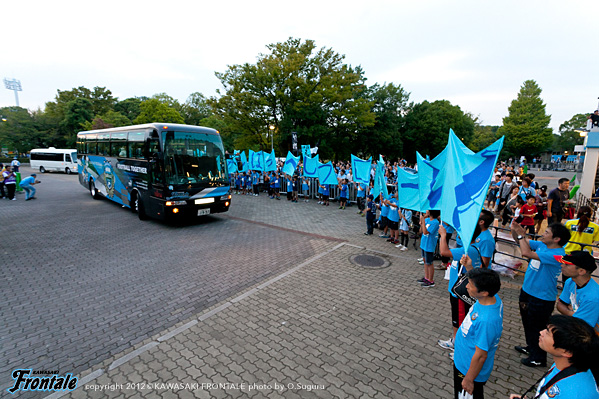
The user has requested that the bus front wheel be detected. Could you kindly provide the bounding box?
[132,191,148,220]
[90,181,100,200]
[65,167,71,175]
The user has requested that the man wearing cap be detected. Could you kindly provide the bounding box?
[511,222,571,367]
[556,251,599,333]
[19,173,41,201]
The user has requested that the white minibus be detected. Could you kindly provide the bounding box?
[30,148,78,174]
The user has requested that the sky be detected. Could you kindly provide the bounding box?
[1,0,598,132]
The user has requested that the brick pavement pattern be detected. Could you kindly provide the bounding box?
[1,169,554,398]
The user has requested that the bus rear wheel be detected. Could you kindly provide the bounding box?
[39,166,46,173]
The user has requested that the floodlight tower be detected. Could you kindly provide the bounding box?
[3,78,22,107]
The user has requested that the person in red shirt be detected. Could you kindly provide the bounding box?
[519,195,538,236]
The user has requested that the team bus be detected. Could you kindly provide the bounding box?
[77,123,230,221]
[30,148,78,174]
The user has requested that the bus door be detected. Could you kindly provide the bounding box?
[148,134,164,198]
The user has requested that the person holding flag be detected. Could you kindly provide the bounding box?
[418,210,440,288]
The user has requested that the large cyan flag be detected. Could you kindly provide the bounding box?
[417,147,448,211]
[317,161,339,185]
[371,159,389,200]
[396,167,421,211]
[226,159,238,174]
[264,150,276,172]
[303,154,319,178]
[239,151,249,173]
[249,150,264,171]
[440,132,504,250]
[351,154,372,185]
[282,151,300,176]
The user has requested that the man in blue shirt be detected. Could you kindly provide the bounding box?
[364,194,376,235]
[472,210,496,269]
[20,173,41,201]
[556,251,599,334]
[453,268,503,399]
[509,315,599,399]
[511,222,571,367]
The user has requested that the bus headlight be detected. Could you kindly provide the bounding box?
[225,201,230,207]
[166,200,186,206]
[172,208,180,214]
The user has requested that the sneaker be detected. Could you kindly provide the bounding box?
[417,257,424,262]
[449,352,453,360]
[421,280,435,288]
[437,338,454,351]
[387,238,393,242]
[418,260,425,265]
[379,234,389,238]
[395,244,405,249]
[400,246,408,252]
[521,358,546,368]
[417,277,426,283]
[357,211,362,214]
[364,232,372,235]
[435,263,448,270]
[361,214,365,217]
[514,346,530,355]
[11,198,16,201]
[339,206,343,209]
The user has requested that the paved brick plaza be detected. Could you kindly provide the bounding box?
[2,166,556,398]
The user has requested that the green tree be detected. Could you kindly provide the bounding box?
[550,113,587,152]
[359,82,410,159]
[182,92,212,126]
[211,37,375,158]
[81,110,132,131]
[401,100,475,162]
[498,80,552,157]
[0,107,48,153]
[115,98,142,122]
[471,125,500,152]
[133,99,185,124]
[62,98,94,146]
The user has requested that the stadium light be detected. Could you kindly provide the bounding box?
[3,78,22,107]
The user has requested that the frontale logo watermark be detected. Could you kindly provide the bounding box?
[7,369,78,394]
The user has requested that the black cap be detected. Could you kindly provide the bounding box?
[554,251,597,272]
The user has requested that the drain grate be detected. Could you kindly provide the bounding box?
[350,254,389,269]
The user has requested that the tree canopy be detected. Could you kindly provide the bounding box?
[498,79,552,157]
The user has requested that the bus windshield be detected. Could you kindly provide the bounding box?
[162,131,227,185]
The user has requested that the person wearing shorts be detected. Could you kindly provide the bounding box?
[418,210,440,287]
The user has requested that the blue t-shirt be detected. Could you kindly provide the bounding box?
[522,241,565,301]
[20,176,35,186]
[274,177,280,188]
[356,183,366,198]
[454,296,503,382]
[559,278,599,331]
[420,218,440,253]
[380,202,389,218]
[536,365,599,399]
[387,199,400,223]
[340,184,348,199]
[443,222,455,235]
[302,180,309,191]
[287,179,293,191]
[448,246,483,297]
[472,230,496,261]
[322,185,329,196]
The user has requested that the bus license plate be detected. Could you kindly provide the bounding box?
[197,209,211,216]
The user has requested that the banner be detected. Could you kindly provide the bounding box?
[239,151,249,173]
[417,149,447,211]
[371,159,389,200]
[249,150,264,171]
[262,150,276,172]
[226,159,238,175]
[317,161,339,185]
[303,154,319,178]
[440,132,503,251]
[351,154,372,185]
[301,145,311,161]
[396,168,421,211]
[282,151,300,176]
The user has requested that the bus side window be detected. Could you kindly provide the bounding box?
[129,142,146,159]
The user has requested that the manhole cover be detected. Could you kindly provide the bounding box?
[350,254,390,269]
